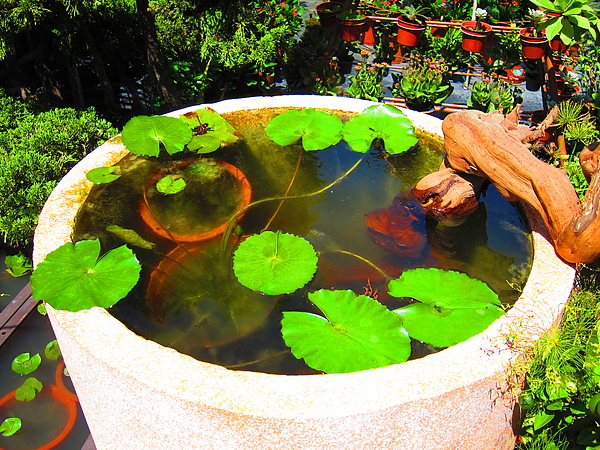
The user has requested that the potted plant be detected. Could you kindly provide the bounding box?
[530,0,600,53]
[520,9,549,59]
[31,95,575,450]
[391,55,454,111]
[336,10,367,42]
[316,2,343,31]
[396,4,429,47]
[345,50,389,101]
[467,72,524,112]
[461,8,493,53]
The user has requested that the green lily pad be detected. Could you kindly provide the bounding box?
[4,254,32,277]
[281,289,411,374]
[266,108,343,151]
[31,239,142,311]
[15,377,43,402]
[121,115,192,156]
[0,418,21,437]
[342,104,418,154]
[44,340,60,360]
[180,109,239,153]
[11,353,41,375]
[389,268,503,348]
[233,231,318,295]
[156,174,187,194]
[86,166,121,184]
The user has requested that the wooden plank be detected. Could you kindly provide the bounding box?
[0,284,38,348]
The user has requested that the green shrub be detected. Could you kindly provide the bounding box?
[0,100,117,248]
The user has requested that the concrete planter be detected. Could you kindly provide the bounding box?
[33,95,575,450]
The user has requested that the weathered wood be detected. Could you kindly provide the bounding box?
[412,107,600,264]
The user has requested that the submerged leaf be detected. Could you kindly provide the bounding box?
[122,115,192,156]
[389,268,503,347]
[106,225,156,249]
[181,109,239,153]
[156,174,187,194]
[15,377,43,402]
[44,340,60,360]
[31,239,142,311]
[86,166,121,184]
[0,418,21,437]
[4,254,32,277]
[342,104,418,154]
[266,108,343,151]
[233,231,318,295]
[281,289,411,373]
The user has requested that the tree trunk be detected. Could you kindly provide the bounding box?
[135,0,183,111]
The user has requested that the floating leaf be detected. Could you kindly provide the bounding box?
[4,254,32,277]
[44,340,60,360]
[266,108,343,151]
[86,166,121,183]
[31,239,142,311]
[389,268,503,347]
[180,109,239,153]
[233,231,318,295]
[37,303,47,316]
[106,225,156,250]
[342,104,418,154]
[11,353,41,375]
[281,289,411,374]
[121,115,192,156]
[156,174,187,194]
[15,377,43,402]
[0,418,21,437]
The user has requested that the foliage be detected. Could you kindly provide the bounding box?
[0,96,116,248]
[346,50,389,102]
[468,72,523,113]
[4,254,32,277]
[11,353,41,375]
[265,108,343,150]
[479,28,522,73]
[391,54,454,108]
[530,0,600,44]
[418,27,471,72]
[31,239,142,311]
[0,418,21,437]
[516,289,600,449]
[15,377,43,402]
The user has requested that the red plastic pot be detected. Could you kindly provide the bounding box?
[316,2,342,31]
[460,21,492,53]
[0,384,77,450]
[520,28,548,59]
[138,158,252,243]
[396,18,425,46]
[336,16,366,42]
[361,18,377,46]
[430,25,447,38]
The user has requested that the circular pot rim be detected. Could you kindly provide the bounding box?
[33,95,575,421]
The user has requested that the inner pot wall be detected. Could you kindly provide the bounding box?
[33,95,575,450]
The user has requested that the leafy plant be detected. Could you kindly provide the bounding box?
[346,50,389,102]
[0,418,21,437]
[530,0,600,44]
[468,72,523,113]
[15,378,43,402]
[265,108,343,150]
[4,254,32,277]
[11,353,41,375]
[337,11,366,20]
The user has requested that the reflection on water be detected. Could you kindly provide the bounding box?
[73,107,532,375]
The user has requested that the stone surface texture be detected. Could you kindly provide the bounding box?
[33,96,575,450]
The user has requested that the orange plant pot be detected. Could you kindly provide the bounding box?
[460,21,492,53]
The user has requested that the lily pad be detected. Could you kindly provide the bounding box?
[11,353,41,375]
[266,108,343,151]
[342,104,418,154]
[233,231,318,295]
[180,109,239,153]
[31,239,142,311]
[44,340,60,360]
[4,254,32,277]
[281,289,411,374]
[121,115,192,156]
[156,174,187,194]
[0,418,21,437]
[389,268,503,347]
[86,166,121,184]
[15,377,43,402]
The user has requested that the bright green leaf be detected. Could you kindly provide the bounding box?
[156,175,187,194]
[30,239,142,311]
[44,340,60,360]
[281,289,411,373]
[180,109,239,153]
[4,254,32,277]
[37,303,47,316]
[122,115,192,156]
[11,353,41,375]
[342,104,418,154]
[86,166,121,184]
[533,410,554,431]
[389,269,503,347]
[233,231,318,295]
[15,377,43,401]
[0,418,21,437]
[265,108,343,151]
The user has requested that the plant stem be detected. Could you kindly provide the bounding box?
[223,349,291,369]
[325,249,390,280]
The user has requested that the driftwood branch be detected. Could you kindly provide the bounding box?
[412,107,600,264]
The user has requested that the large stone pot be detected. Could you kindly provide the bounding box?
[33,95,575,450]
